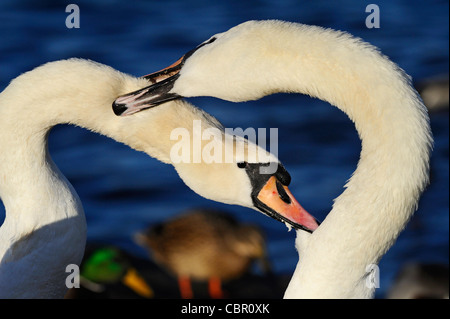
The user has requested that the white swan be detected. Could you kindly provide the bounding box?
[0,58,317,298]
[114,20,433,298]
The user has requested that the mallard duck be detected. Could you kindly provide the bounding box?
[135,208,270,298]
[65,246,154,299]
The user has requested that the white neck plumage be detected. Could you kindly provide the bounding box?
[263,24,433,298]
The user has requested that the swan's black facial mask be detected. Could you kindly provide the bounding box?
[112,37,217,116]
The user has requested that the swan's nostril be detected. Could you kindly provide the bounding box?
[112,102,127,116]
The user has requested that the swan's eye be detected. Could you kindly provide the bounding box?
[237,162,247,169]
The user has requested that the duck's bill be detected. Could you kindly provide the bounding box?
[253,176,319,233]
[112,57,184,116]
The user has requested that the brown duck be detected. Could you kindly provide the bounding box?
[135,209,270,298]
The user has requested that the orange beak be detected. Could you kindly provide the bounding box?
[255,176,319,232]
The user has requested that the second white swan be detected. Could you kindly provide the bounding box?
[114,20,433,298]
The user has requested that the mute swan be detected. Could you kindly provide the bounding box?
[0,58,317,298]
[113,20,433,298]
[135,208,269,299]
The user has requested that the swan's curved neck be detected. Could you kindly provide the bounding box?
[270,25,433,298]
[188,22,432,298]
[0,60,145,236]
[0,59,219,297]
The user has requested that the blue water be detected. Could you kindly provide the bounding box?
[0,0,448,298]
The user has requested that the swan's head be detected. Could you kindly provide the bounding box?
[180,161,316,232]
[168,127,318,233]
[113,20,289,115]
